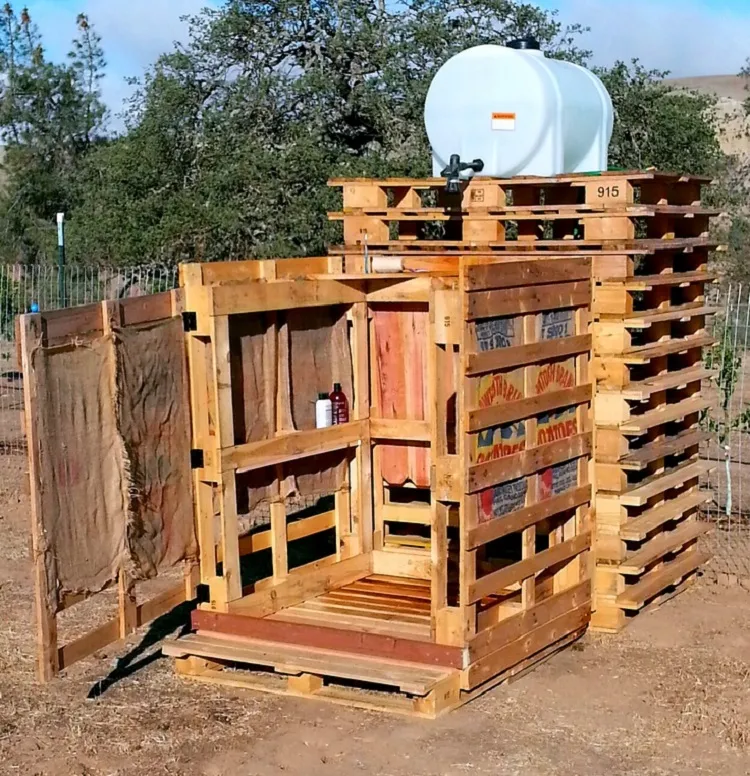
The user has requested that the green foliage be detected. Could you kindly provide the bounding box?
[0,5,107,263]
[0,1,731,266]
[599,60,722,175]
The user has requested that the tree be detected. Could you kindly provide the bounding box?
[0,6,107,263]
[599,60,722,175]
[66,0,593,264]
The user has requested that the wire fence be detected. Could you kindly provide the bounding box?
[1,264,748,580]
[0,263,178,455]
[702,283,750,582]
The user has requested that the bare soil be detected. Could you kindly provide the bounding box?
[2,456,750,776]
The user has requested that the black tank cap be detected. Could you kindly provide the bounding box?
[507,36,541,50]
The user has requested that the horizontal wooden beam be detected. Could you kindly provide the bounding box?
[616,549,710,610]
[466,335,592,377]
[465,258,591,292]
[192,607,464,669]
[467,433,592,494]
[467,281,590,320]
[370,418,431,442]
[466,603,590,688]
[223,420,367,474]
[210,279,365,316]
[218,511,337,561]
[468,532,591,604]
[58,580,193,672]
[227,553,371,618]
[467,485,592,549]
[468,581,591,661]
[467,384,592,432]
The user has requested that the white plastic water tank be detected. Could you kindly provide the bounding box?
[424,40,614,179]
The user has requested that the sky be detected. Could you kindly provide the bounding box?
[537,0,750,77]
[24,0,219,125]
[21,0,750,124]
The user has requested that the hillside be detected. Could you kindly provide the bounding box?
[666,75,750,157]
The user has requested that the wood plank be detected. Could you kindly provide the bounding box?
[619,460,711,507]
[21,314,60,681]
[465,258,591,291]
[233,512,336,559]
[618,521,710,575]
[35,303,103,344]
[369,418,431,442]
[118,291,174,326]
[468,485,592,549]
[469,581,590,661]
[465,603,591,688]
[619,489,709,541]
[616,549,710,610]
[191,609,464,668]
[211,279,364,316]
[619,397,711,435]
[58,618,119,671]
[467,433,592,494]
[222,421,367,473]
[137,580,193,626]
[468,532,591,604]
[618,304,717,329]
[467,281,591,320]
[227,553,371,617]
[165,632,450,694]
[467,384,592,431]
[611,333,715,363]
[619,429,710,470]
[614,366,715,400]
[599,270,717,289]
[466,335,592,377]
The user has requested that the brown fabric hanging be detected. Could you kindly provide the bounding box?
[115,318,197,579]
[32,337,128,613]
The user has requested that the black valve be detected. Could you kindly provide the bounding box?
[440,154,485,195]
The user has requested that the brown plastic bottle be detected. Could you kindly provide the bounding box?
[330,382,349,425]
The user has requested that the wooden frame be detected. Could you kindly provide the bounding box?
[21,293,198,681]
[170,252,595,709]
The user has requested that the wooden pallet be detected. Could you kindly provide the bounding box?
[589,215,716,632]
[328,174,715,265]
[164,632,463,718]
[165,623,586,717]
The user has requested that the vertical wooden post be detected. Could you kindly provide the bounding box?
[211,314,242,605]
[351,302,373,554]
[457,267,476,641]
[521,312,539,608]
[20,314,59,682]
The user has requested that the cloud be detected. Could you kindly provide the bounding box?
[548,0,750,77]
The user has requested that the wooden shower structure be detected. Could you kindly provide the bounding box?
[20,170,717,716]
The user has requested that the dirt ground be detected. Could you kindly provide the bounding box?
[2,455,750,776]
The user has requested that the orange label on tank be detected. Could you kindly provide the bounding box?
[491,112,516,131]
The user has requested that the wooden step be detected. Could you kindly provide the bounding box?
[620,428,710,470]
[618,520,711,575]
[599,271,718,290]
[616,549,711,610]
[620,489,710,541]
[619,396,711,435]
[619,460,712,507]
[164,632,454,696]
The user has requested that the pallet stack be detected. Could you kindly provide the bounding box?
[329,170,719,634]
[588,179,718,632]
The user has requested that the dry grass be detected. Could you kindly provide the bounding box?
[2,454,750,774]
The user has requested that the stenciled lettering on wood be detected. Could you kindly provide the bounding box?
[537,308,579,500]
